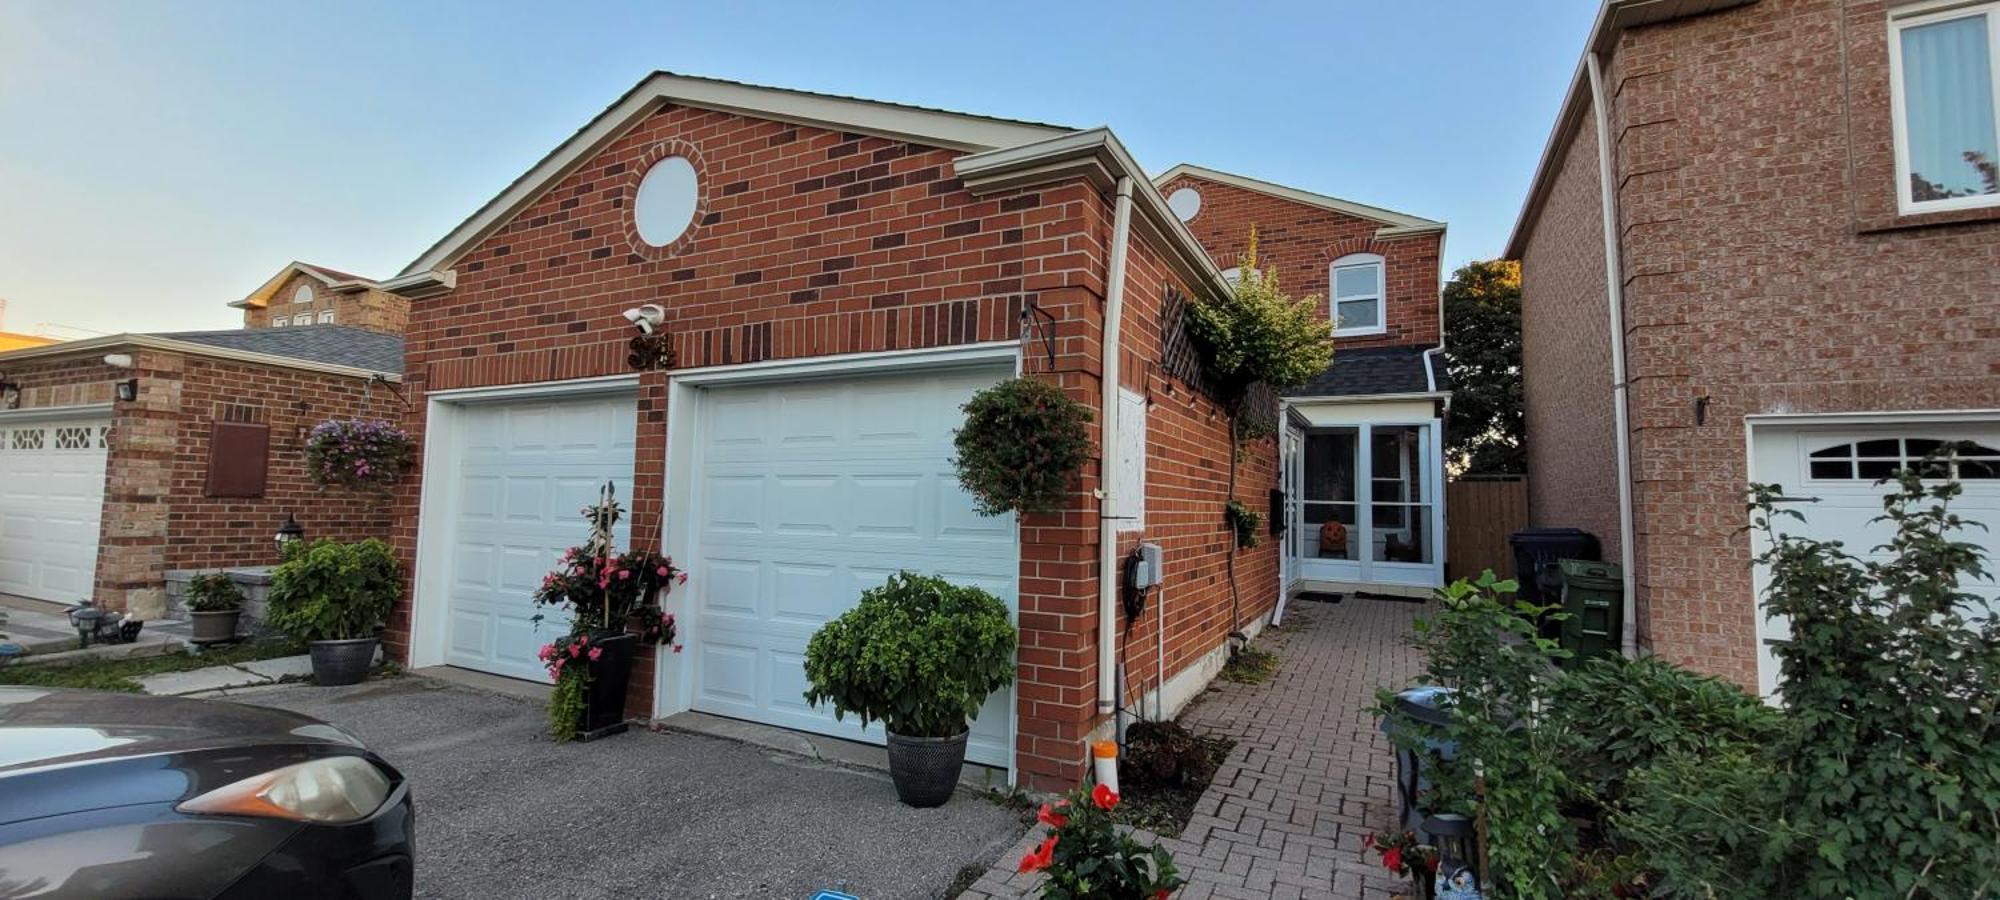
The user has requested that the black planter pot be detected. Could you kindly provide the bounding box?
[577,632,638,742]
[884,730,968,807]
[308,637,377,686]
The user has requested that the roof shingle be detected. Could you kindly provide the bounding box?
[149,326,403,375]
[1285,345,1449,399]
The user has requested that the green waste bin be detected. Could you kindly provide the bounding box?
[1557,558,1623,664]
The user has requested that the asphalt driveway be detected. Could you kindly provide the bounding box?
[243,675,1028,899]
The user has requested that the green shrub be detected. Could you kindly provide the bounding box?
[183,571,245,613]
[952,377,1093,516]
[1022,784,1185,900]
[1610,749,1792,899]
[1223,499,1261,549]
[802,571,1016,738]
[267,538,400,642]
[1546,654,1785,804]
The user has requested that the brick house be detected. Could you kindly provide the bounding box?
[227,261,412,334]
[1507,0,2000,695]
[0,270,411,618]
[371,72,1446,787]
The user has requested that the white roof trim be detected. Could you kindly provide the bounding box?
[0,333,399,381]
[229,261,382,310]
[398,72,1072,278]
[1153,163,1445,235]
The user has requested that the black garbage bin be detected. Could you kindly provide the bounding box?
[1381,686,1456,837]
[1509,528,1600,639]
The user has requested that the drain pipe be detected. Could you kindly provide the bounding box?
[1097,176,1136,715]
[1586,51,1640,657]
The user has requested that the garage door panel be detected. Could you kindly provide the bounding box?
[690,368,1018,767]
[0,416,109,603]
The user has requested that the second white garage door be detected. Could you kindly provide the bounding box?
[689,366,1018,767]
[0,415,110,604]
[444,393,637,682]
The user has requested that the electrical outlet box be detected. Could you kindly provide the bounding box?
[1133,542,1164,590]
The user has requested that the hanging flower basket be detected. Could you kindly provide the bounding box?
[305,419,414,491]
[951,377,1093,517]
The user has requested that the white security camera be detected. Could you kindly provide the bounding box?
[103,353,134,369]
[622,304,666,335]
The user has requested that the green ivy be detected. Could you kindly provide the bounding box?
[802,571,1016,738]
[952,377,1093,517]
[266,538,400,642]
[1223,500,1261,549]
[548,667,587,742]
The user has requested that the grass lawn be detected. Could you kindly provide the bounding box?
[0,639,306,693]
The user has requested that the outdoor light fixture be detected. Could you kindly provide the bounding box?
[275,513,305,552]
[114,378,138,403]
[621,304,665,335]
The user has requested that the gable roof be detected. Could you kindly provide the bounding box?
[1153,163,1446,237]
[151,325,403,374]
[229,261,384,310]
[396,71,1075,278]
[1286,345,1449,400]
[1504,0,1758,258]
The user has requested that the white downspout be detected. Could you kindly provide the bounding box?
[1586,51,1641,656]
[1097,176,1136,714]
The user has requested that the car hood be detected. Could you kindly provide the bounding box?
[0,687,365,773]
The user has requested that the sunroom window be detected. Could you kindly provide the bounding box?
[1891,2,2000,213]
[1807,437,2000,480]
[1329,253,1385,337]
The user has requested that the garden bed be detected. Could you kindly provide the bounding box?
[1114,720,1235,838]
[0,638,305,692]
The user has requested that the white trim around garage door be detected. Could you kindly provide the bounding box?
[408,374,643,670]
[656,341,1023,776]
[0,403,116,424]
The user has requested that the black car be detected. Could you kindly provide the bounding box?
[0,687,413,899]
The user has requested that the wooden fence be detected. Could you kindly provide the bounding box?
[1446,477,1529,582]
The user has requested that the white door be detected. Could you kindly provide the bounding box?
[444,394,637,681]
[689,366,1018,766]
[1749,421,2000,697]
[0,417,109,604]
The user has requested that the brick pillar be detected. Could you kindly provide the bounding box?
[95,349,185,618]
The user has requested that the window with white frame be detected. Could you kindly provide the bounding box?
[293,284,314,304]
[270,316,286,328]
[291,313,311,327]
[318,309,336,325]
[1329,253,1386,336]
[1220,267,1241,287]
[1891,1,2000,213]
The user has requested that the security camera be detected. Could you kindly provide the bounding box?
[622,304,666,335]
[103,353,134,369]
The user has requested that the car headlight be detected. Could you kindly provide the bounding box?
[178,756,393,824]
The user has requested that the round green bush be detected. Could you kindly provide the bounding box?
[802,571,1017,738]
[952,377,1092,516]
[267,538,400,642]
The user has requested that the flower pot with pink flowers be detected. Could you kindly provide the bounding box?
[531,483,685,742]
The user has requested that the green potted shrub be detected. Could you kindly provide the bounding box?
[803,571,1017,807]
[184,571,246,645]
[267,538,400,685]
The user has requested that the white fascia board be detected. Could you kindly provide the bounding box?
[1152,163,1445,233]
[957,129,1234,302]
[0,334,399,382]
[379,269,456,299]
[397,72,1071,278]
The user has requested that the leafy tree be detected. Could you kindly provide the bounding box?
[1441,260,1524,475]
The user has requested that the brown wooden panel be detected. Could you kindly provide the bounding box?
[1446,478,1529,583]
[204,422,270,498]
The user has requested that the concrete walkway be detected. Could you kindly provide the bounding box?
[963,596,1431,900]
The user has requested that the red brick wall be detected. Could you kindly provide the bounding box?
[1516,0,2000,687]
[242,272,409,335]
[1157,174,1443,349]
[389,102,1153,787]
[0,349,395,616]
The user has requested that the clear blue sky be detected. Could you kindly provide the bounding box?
[0,0,1594,336]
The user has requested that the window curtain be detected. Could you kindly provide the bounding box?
[1901,13,2000,198]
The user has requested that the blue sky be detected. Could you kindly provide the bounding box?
[0,0,1595,336]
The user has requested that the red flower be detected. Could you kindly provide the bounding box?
[1154,892,1171,900]
[1018,835,1057,873]
[1091,783,1119,811]
[1036,803,1067,828]
[1381,847,1403,874]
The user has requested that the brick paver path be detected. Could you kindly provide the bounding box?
[963,596,1431,899]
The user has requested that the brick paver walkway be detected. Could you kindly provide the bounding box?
[963,596,1431,899]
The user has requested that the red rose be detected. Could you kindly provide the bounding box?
[1091,783,1119,811]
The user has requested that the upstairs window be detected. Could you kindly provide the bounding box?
[1891,1,2000,213]
[1329,253,1386,337]
[270,316,286,328]
[293,284,314,304]
[291,313,312,327]
[318,310,336,325]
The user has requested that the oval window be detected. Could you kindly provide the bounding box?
[293,284,314,304]
[633,156,700,247]
[1167,187,1202,222]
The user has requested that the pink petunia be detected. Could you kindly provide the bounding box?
[568,643,581,658]
[676,572,689,585]
[617,570,630,580]
[588,647,603,662]
[656,566,670,578]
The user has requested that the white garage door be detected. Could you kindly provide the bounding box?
[444,394,637,681]
[0,416,110,604]
[690,366,1018,767]
[1750,421,2000,696]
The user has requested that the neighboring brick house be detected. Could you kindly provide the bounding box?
[1156,165,1450,600]
[228,261,412,334]
[1508,0,2000,695]
[0,324,403,619]
[362,73,1444,788]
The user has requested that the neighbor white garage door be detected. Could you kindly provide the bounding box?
[443,394,637,681]
[689,366,1018,767]
[1750,420,2000,696]
[0,415,110,604]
